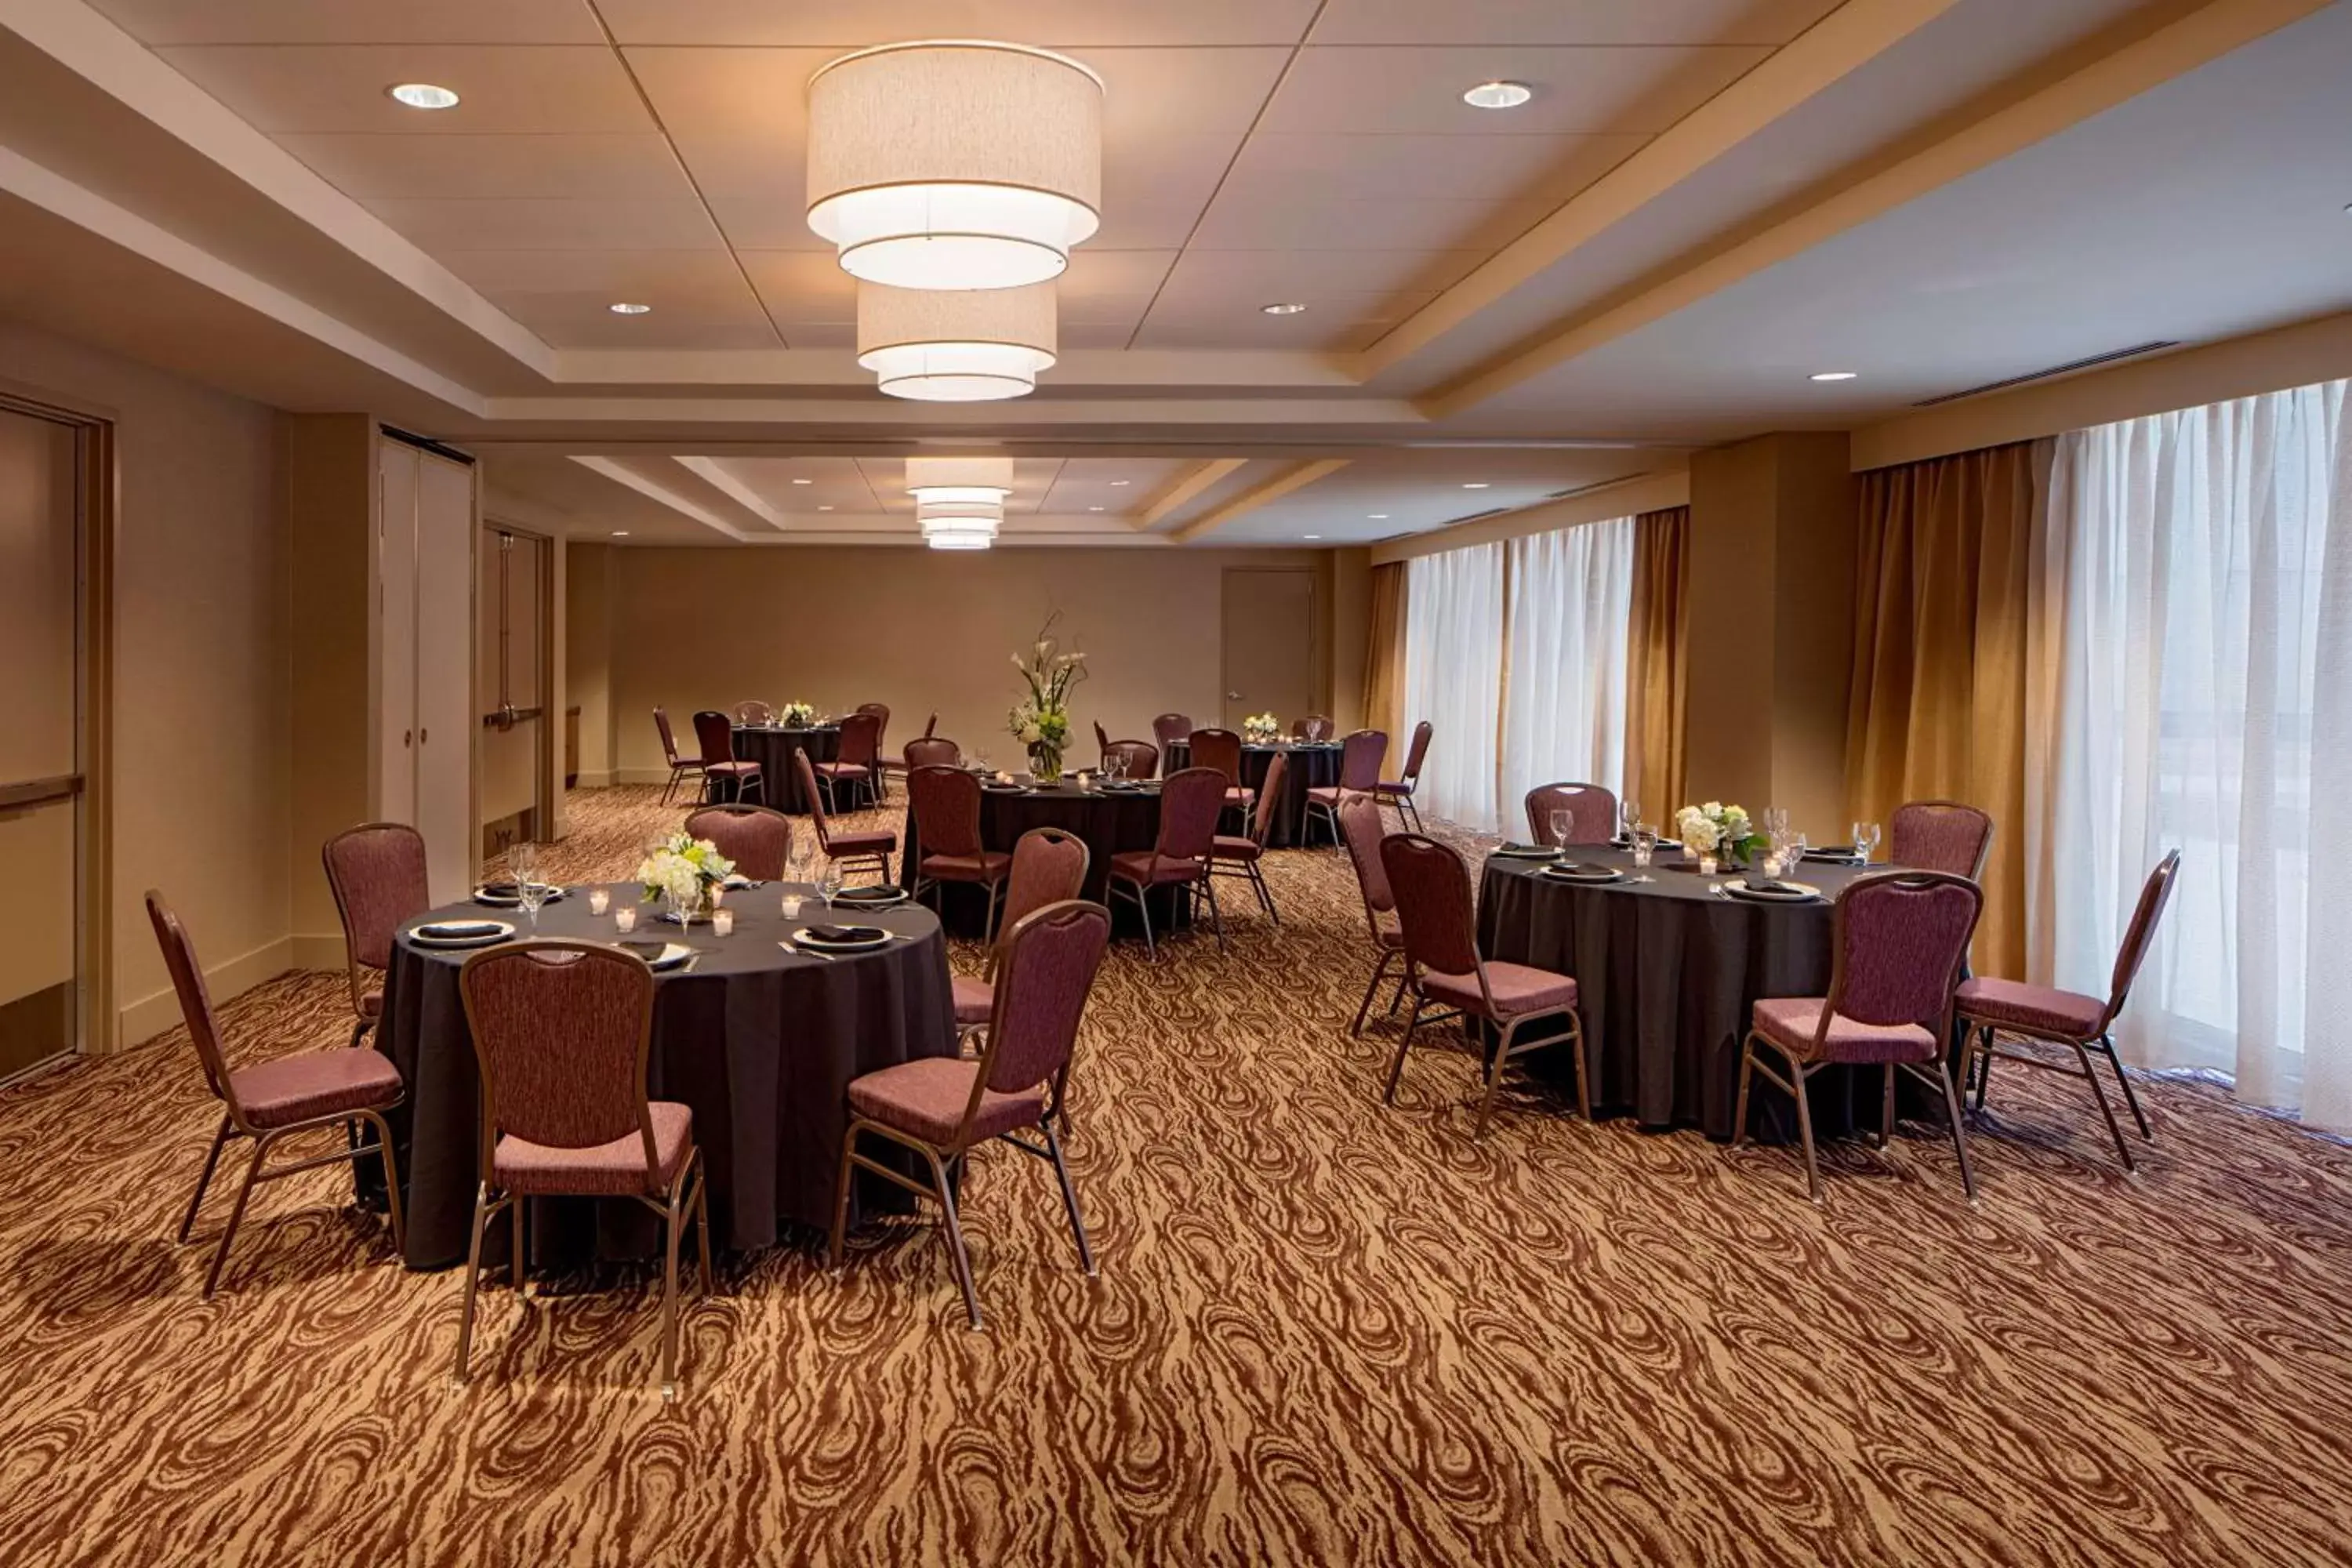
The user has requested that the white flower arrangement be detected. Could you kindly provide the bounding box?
[637,832,735,914]
[1006,614,1086,768]
[1243,712,1282,745]
[1674,801,1763,862]
[779,700,816,728]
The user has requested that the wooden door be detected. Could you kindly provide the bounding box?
[1220,568,1318,731]
[375,440,418,825]
[413,449,477,903]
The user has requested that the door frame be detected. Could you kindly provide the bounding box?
[482,518,557,847]
[0,378,117,1066]
[1218,565,1325,731]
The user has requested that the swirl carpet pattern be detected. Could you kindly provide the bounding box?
[4,786,2351,1566]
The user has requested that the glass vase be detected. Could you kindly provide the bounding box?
[1029,743,1064,783]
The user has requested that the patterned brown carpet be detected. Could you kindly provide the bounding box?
[5,786,2352,1566]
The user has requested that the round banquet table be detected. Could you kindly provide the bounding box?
[1163,740,1344,848]
[1475,847,1909,1142]
[899,778,1189,940]
[375,882,956,1269]
[730,724,840,813]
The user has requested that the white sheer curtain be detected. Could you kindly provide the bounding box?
[1500,518,1635,828]
[1403,541,1505,831]
[2034,379,2352,1130]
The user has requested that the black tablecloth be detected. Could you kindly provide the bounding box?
[376,882,955,1269]
[1476,848,1902,1141]
[1163,741,1344,848]
[730,725,840,812]
[899,779,1187,939]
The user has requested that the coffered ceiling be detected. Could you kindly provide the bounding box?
[0,0,2343,547]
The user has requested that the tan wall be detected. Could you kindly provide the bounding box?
[0,319,291,1048]
[564,542,614,788]
[282,414,373,972]
[1330,546,1372,732]
[608,545,1335,778]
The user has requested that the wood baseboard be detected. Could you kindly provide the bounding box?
[116,935,293,1051]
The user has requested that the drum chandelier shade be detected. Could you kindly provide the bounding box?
[908,457,1011,549]
[858,281,1057,401]
[806,41,1104,291]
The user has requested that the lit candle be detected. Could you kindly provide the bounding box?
[1699,855,1719,877]
[782,894,804,920]
[586,887,611,916]
[613,905,637,933]
[712,908,735,937]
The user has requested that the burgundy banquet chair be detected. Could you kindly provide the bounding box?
[793,750,896,883]
[1292,714,1335,742]
[654,706,705,806]
[909,764,1013,940]
[1303,728,1387,850]
[1108,767,1228,960]
[1378,834,1588,1138]
[1525,782,1617,847]
[830,899,1112,1330]
[1185,727,1253,815]
[147,891,406,1297]
[813,710,884,812]
[683,802,793,882]
[1338,792,1404,1036]
[735,700,775,726]
[1889,800,1994,879]
[321,821,430,1051]
[1375,720,1434,832]
[1100,739,1158,779]
[691,710,764,805]
[854,703,892,797]
[1210,751,1288,924]
[1152,713,1193,750]
[1955,850,2180,1171]
[905,735,962,771]
[1731,869,1984,1203]
[953,826,1092,1051]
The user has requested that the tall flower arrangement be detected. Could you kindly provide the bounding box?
[1007,613,1087,781]
[637,832,735,923]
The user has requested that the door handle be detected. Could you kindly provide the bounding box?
[404,728,413,748]
[1228,691,1242,700]
[419,727,430,744]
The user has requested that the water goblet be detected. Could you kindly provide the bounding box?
[512,844,543,929]
[1620,798,1640,840]
[818,864,843,909]
[1853,820,1882,863]
[1549,808,1573,851]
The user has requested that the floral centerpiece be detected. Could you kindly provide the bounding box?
[637,832,735,925]
[1674,801,1766,866]
[779,700,816,728]
[1243,712,1282,745]
[1007,613,1087,782]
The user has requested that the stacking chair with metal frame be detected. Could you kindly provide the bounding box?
[147,891,407,1297]
[453,941,713,1399]
[793,750,896,883]
[953,826,1091,1050]
[909,764,1013,942]
[1209,752,1288,924]
[1107,767,1229,960]
[1375,720,1433,832]
[1152,713,1192,750]
[1955,850,2180,1171]
[691,710,764,805]
[735,700,775,726]
[812,710,884,812]
[655,706,705,806]
[831,900,1112,1330]
[1524,782,1617,847]
[1337,792,1405,1035]
[1303,728,1387,851]
[1099,739,1158,779]
[1185,727,1252,815]
[321,821,430,1051]
[854,703,893,798]
[1292,714,1335,742]
[1889,799,1995,879]
[682,802,793,882]
[904,735,961,771]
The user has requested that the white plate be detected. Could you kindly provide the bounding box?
[790,928,893,954]
[832,887,910,908]
[1726,880,1822,902]
[1493,845,1563,861]
[1542,864,1626,883]
[411,919,516,948]
[473,884,564,908]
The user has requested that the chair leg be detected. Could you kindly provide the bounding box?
[1473,1018,1517,1138]
[659,1185,684,1399]
[1935,1060,1980,1202]
[694,1164,716,1296]
[1382,994,1425,1105]
[1252,862,1279,924]
[178,1112,234,1243]
[1730,1038,1758,1151]
[982,879,1004,946]
[201,1134,273,1298]
[1200,873,1227,953]
[1129,880,1156,961]
[1404,797,1423,833]
[452,1184,493,1382]
[1351,949,1396,1036]
[1973,1025,1996,1111]
[1878,1062,1896,1149]
[926,1148,982,1330]
[827,1123,860,1269]
[1569,1020,1592,1123]
[510,1190,528,1291]
[1789,1061,1824,1205]
[2100,1036,2153,1139]
[2069,1038,2136,1172]
[359,1109,407,1257]
[1042,1121,1096,1276]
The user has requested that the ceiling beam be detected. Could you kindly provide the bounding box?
[1142,458,1250,528]
[571,456,750,541]
[673,456,792,531]
[1170,459,1350,545]
[1418,0,2331,420]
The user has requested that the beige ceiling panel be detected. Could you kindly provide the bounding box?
[1189,194,1555,254]
[503,312,782,351]
[273,134,692,201]
[1040,458,1191,515]
[706,197,832,252]
[89,0,606,45]
[1131,290,1432,351]
[152,45,655,134]
[1060,250,1178,317]
[1057,324,1141,351]
[688,457,880,518]
[1308,0,1843,47]
[1152,248,1484,302]
[622,48,835,142]
[362,198,728,252]
[1088,203,1213,252]
[1259,44,1772,136]
[1219,131,1646,206]
[738,252,856,325]
[595,0,1323,47]
[434,249,779,348]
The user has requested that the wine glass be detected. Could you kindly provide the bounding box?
[1630,825,1657,879]
[1548,808,1573,851]
[1853,820,1882,863]
[818,861,843,910]
[513,843,543,929]
[1619,798,1640,842]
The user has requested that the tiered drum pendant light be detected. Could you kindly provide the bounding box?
[809,41,1099,406]
[906,457,1014,551]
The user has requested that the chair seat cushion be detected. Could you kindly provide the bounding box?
[1420,961,1577,1018]
[1305,785,1343,806]
[1955,976,2107,1039]
[922,850,1011,880]
[230,1047,404,1131]
[826,829,896,855]
[1752,998,1936,1065]
[812,760,873,778]
[496,1102,694,1197]
[1374,780,1414,797]
[1225,787,1257,808]
[1211,835,1262,862]
[952,974,994,1026]
[360,989,383,1019]
[848,1057,1043,1147]
[1111,849,1201,887]
[706,760,759,776]
[1377,924,1404,951]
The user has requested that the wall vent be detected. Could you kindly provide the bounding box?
[1910,342,2181,407]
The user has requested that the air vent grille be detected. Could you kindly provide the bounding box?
[1911,342,2181,408]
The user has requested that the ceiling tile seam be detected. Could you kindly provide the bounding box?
[583,0,792,352]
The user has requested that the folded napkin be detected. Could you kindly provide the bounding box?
[805,924,885,944]
[620,939,669,959]
[834,885,905,902]
[1500,842,1551,853]
[1567,862,1620,877]
[477,881,519,898]
[420,920,503,938]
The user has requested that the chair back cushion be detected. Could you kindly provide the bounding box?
[793,750,834,844]
[1381,833,1481,977]
[1001,827,1092,942]
[982,901,1112,1094]
[1250,752,1290,844]
[1338,728,1388,790]
[654,706,683,766]
[1187,728,1243,784]
[322,822,430,972]
[684,804,793,881]
[905,736,960,770]
[1153,768,1227,864]
[144,891,236,1107]
[735,700,774,725]
[460,943,658,1167]
[691,710,734,768]
[1152,713,1192,747]
[1889,800,1994,878]
[1102,739,1158,779]
[1338,791,1394,916]
[835,710,883,768]
[1526,782,1617,846]
[2107,849,2183,1022]
[909,764,984,857]
[1831,871,1983,1028]
[1399,720,1434,782]
[1293,714,1334,742]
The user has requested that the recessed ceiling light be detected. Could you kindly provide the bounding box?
[1462,482,1490,489]
[610,530,630,537]
[1087,506,1105,512]
[1810,370,1859,382]
[1109,478,1131,486]
[1367,514,1390,520]
[608,301,652,315]
[388,83,460,111]
[790,477,814,485]
[817,505,834,512]
[1463,81,1534,111]
[1304,534,1322,539]
[1261,302,1308,316]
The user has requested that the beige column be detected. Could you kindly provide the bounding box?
[1328,546,1371,731]
[1683,431,1857,836]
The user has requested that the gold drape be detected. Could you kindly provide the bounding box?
[1624,506,1689,819]
[1363,561,1408,775]
[1846,441,2042,975]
